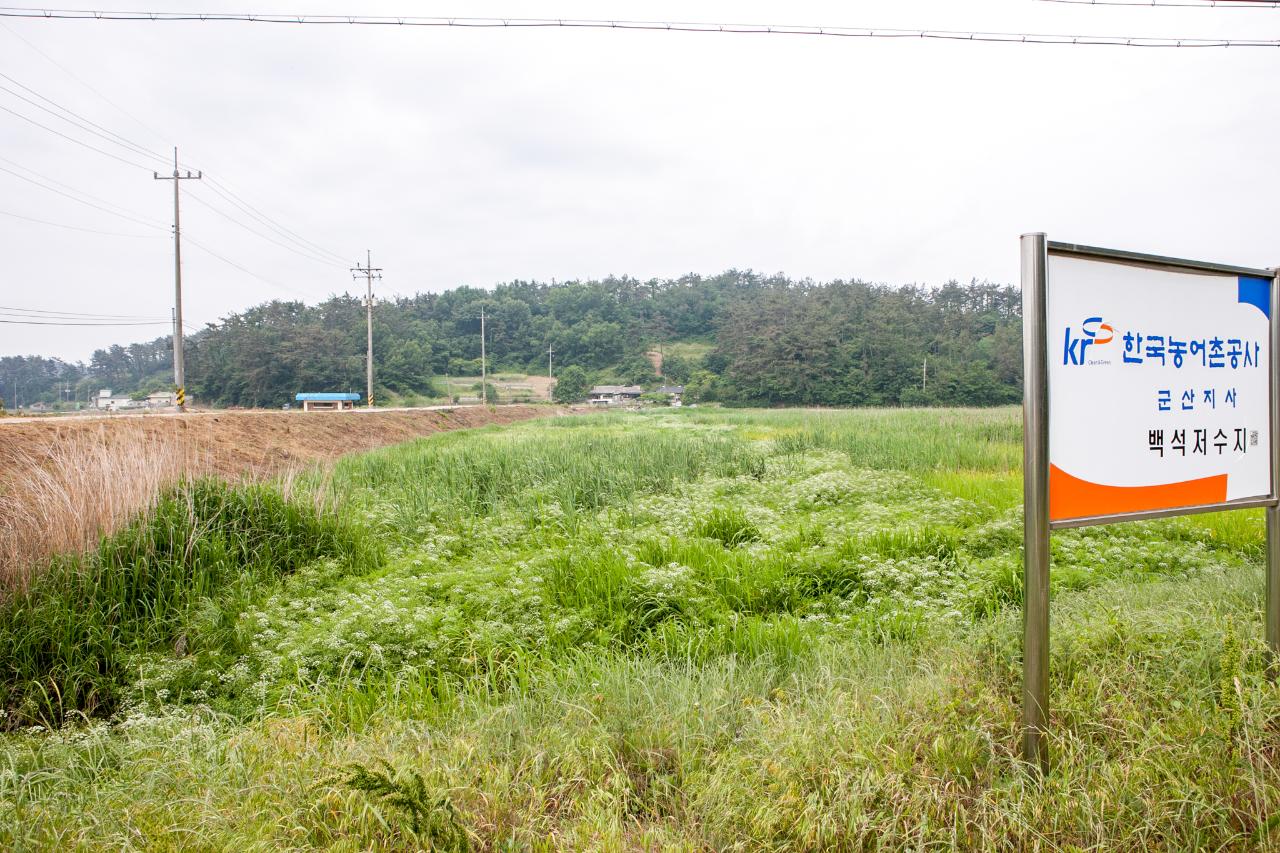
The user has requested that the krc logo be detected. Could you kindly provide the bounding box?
[1062,316,1114,366]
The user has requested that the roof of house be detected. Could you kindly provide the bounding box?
[657,386,685,394]
[589,385,644,395]
[295,392,362,402]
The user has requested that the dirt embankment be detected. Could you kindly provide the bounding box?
[0,405,563,589]
[0,405,559,483]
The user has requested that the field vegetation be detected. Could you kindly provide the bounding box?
[2,408,1279,849]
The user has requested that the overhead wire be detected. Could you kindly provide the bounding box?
[0,304,168,318]
[0,207,160,236]
[0,62,348,281]
[0,102,157,169]
[200,176,348,265]
[0,72,330,342]
[0,161,167,228]
[0,19,168,140]
[0,74,171,168]
[0,318,172,325]
[184,189,346,269]
[1038,0,1278,7]
[0,9,1275,47]
[183,235,315,299]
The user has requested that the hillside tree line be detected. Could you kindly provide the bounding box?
[2,271,1021,409]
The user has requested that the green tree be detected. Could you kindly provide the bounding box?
[474,382,499,404]
[660,352,693,384]
[553,365,591,403]
[684,369,719,403]
[620,354,659,386]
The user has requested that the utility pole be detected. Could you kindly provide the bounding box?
[923,356,928,392]
[351,250,382,408]
[548,342,554,400]
[480,305,488,406]
[154,147,200,411]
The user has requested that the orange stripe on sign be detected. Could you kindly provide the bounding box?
[1049,464,1227,522]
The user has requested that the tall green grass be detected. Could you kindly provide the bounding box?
[0,479,380,728]
[2,407,1276,851]
[687,406,1023,472]
[329,419,765,540]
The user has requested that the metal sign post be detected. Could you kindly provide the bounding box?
[1019,233,1280,772]
[1021,233,1051,773]
[1268,268,1280,667]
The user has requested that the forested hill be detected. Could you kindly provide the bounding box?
[2,271,1022,409]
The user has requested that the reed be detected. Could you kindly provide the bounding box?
[0,424,207,592]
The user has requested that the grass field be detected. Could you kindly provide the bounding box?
[2,407,1279,850]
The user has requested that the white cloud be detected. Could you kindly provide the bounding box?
[1,0,1277,360]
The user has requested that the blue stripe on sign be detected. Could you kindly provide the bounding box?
[1238,276,1271,319]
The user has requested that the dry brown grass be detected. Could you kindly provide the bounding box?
[0,424,210,591]
[0,406,561,592]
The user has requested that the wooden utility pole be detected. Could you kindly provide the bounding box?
[548,342,554,399]
[351,250,382,408]
[480,305,488,406]
[153,147,200,410]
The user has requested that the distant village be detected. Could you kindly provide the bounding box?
[11,384,685,414]
[15,388,178,414]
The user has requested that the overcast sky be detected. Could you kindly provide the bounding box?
[1,0,1277,362]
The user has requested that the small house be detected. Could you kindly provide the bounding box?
[588,385,644,406]
[147,391,177,408]
[93,389,138,411]
[657,385,685,406]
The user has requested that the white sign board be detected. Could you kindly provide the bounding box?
[1047,252,1273,523]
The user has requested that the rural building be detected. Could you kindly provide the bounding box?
[93,389,142,411]
[146,391,177,408]
[589,385,644,406]
[657,385,685,406]
[295,392,361,412]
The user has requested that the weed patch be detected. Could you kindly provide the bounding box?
[3,408,1277,851]
[0,479,380,728]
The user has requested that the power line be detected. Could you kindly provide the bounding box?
[0,161,167,228]
[0,20,169,142]
[0,164,326,303]
[0,305,166,318]
[0,9,1276,47]
[185,188,346,268]
[0,102,156,170]
[183,234,314,299]
[0,73,170,167]
[1039,0,1278,6]
[0,315,171,322]
[0,68,345,265]
[0,153,155,212]
[0,207,159,236]
[201,176,348,265]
